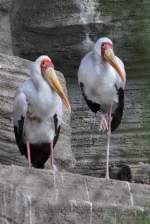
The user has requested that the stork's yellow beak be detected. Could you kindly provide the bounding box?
[44,67,71,113]
[104,48,125,81]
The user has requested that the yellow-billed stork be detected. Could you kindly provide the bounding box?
[78,37,126,179]
[13,55,71,169]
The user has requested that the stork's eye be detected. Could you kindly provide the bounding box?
[41,60,48,68]
[101,43,107,50]
[40,59,54,72]
[102,42,113,49]
[102,43,105,48]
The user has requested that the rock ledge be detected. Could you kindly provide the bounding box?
[0,164,150,224]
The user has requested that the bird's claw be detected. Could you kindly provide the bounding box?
[99,115,108,133]
[52,164,58,172]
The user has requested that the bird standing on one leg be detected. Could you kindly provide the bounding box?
[78,37,126,179]
[13,55,71,169]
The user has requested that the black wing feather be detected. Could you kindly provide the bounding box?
[111,87,124,132]
[53,114,61,147]
[14,116,25,155]
[80,82,101,113]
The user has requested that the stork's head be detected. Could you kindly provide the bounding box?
[33,55,71,113]
[94,37,125,81]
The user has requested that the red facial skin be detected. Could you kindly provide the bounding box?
[101,42,113,57]
[40,59,54,76]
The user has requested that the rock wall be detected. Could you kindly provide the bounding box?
[0,53,74,169]
[0,0,13,55]
[10,0,150,77]
[0,164,150,224]
[11,0,97,77]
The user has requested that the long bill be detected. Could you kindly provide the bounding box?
[104,48,125,81]
[44,67,71,113]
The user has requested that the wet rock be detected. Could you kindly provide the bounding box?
[110,165,132,182]
[0,53,75,169]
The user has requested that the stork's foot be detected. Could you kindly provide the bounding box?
[48,160,58,172]
[48,157,58,171]
[99,114,108,133]
[52,164,58,172]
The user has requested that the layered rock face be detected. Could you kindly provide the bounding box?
[11,0,100,75]
[0,0,13,55]
[0,53,74,169]
[0,164,150,224]
[10,0,150,77]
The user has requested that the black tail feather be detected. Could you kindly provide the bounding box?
[14,116,25,155]
[53,114,61,147]
[14,114,61,169]
[23,143,50,168]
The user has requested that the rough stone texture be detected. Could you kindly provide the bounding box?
[0,0,12,11]
[10,0,150,77]
[0,53,74,169]
[0,0,13,55]
[0,164,150,224]
[11,0,97,75]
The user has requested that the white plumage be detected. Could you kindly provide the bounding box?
[78,37,126,108]
[13,55,70,169]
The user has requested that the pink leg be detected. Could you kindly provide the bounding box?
[49,141,54,168]
[108,105,112,135]
[26,141,32,168]
[99,114,108,132]
[105,105,112,179]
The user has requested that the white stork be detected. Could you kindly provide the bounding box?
[13,55,71,169]
[78,37,126,179]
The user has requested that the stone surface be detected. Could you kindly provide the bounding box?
[10,0,150,77]
[0,0,13,55]
[11,0,101,75]
[0,164,150,224]
[0,53,74,169]
[0,0,12,12]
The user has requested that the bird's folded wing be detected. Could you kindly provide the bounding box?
[13,91,28,126]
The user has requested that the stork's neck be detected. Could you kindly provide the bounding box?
[93,51,109,68]
[31,64,47,90]
[33,75,49,90]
